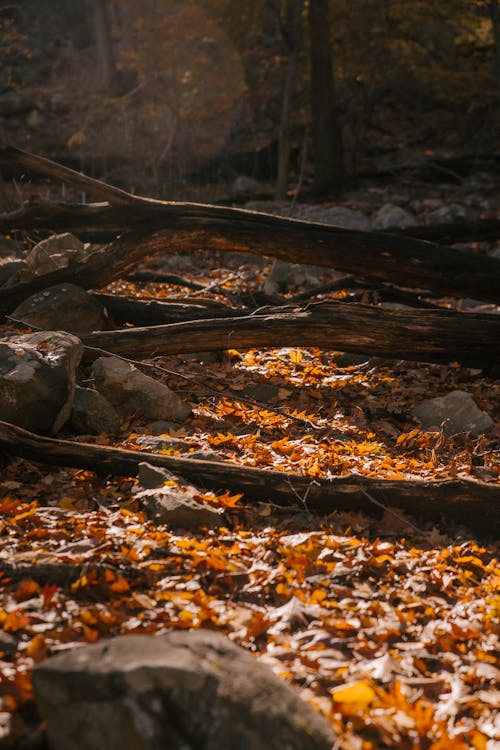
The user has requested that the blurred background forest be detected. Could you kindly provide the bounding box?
[1,0,500,202]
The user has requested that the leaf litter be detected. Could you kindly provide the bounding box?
[0,256,499,748]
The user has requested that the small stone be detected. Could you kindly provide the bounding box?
[425,204,468,224]
[138,489,222,528]
[412,390,493,436]
[0,631,18,655]
[373,203,417,230]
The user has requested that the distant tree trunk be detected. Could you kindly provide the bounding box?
[489,1,500,100]
[308,0,344,194]
[275,0,304,201]
[90,0,116,90]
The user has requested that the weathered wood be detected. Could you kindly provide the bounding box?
[390,218,500,245]
[94,293,239,326]
[1,148,500,304]
[81,302,499,368]
[0,419,497,530]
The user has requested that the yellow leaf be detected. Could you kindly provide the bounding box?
[289,349,303,364]
[67,130,87,147]
[331,680,375,706]
[59,497,77,509]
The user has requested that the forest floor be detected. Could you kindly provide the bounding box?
[0,179,499,749]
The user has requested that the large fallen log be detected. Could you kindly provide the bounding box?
[0,419,497,530]
[391,218,500,245]
[81,302,500,368]
[1,147,500,304]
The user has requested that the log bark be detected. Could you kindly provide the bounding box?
[1,148,500,304]
[81,302,499,368]
[391,218,500,245]
[0,420,497,530]
[94,294,239,326]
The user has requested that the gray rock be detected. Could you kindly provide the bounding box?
[425,204,468,224]
[489,246,500,259]
[0,631,18,655]
[27,233,86,276]
[136,463,222,527]
[138,488,222,528]
[232,174,262,195]
[138,462,178,489]
[68,387,121,435]
[262,260,326,294]
[372,203,417,230]
[12,283,111,335]
[33,630,336,750]
[0,331,83,433]
[92,357,191,422]
[143,420,179,435]
[412,390,493,436]
[244,202,372,231]
[0,259,31,288]
[296,205,372,231]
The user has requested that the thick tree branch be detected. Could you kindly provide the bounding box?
[80,302,500,369]
[0,419,497,531]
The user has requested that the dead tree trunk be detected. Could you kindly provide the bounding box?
[0,419,497,531]
[81,302,499,369]
[1,148,500,311]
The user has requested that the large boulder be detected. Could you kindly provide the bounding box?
[92,356,191,422]
[12,283,111,335]
[412,390,493,436]
[27,233,87,276]
[0,331,83,433]
[33,629,336,750]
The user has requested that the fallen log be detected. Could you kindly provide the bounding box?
[94,294,239,326]
[1,147,500,304]
[81,302,500,368]
[390,218,500,245]
[0,419,497,531]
